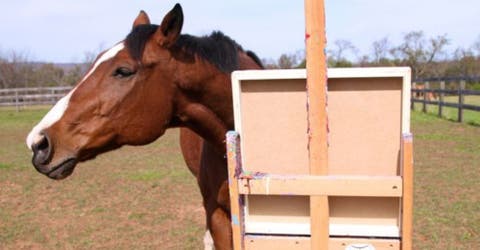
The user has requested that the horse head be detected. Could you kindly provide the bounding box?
[26,4,188,179]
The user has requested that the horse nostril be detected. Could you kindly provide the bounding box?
[32,134,53,165]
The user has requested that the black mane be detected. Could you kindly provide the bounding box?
[125,25,262,73]
[175,32,241,72]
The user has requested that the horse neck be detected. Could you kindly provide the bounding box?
[172,52,261,153]
[173,64,233,153]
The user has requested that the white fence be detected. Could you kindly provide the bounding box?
[0,86,72,109]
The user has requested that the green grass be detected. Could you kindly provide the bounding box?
[126,169,169,181]
[411,111,480,249]
[0,107,204,249]
[413,95,480,125]
[464,95,480,105]
[0,107,479,249]
[0,107,48,128]
[0,162,15,169]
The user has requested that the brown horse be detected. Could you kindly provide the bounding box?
[26,4,262,249]
[414,84,438,101]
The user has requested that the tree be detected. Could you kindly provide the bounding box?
[0,48,87,89]
[357,55,371,67]
[262,50,305,69]
[472,35,480,58]
[327,39,357,67]
[277,54,297,69]
[34,64,65,87]
[446,47,478,78]
[0,50,34,88]
[64,65,83,86]
[83,43,106,65]
[392,31,449,79]
[371,37,395,65]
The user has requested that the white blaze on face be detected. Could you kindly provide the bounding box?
[26,42,125,149]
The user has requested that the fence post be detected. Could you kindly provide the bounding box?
[439,81,445,118]
[411,82,416,110]
[15,89,19,112]
[51,88,56,104]
[422,81,429,113]
[458,80,465,122]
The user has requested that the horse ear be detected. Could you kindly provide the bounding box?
[155,3,183,48]
[132,10,151,29]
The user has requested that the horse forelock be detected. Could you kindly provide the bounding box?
[125,24,159,61]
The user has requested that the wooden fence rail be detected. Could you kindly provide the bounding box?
[0,86,72,111]
[411,80,480,122]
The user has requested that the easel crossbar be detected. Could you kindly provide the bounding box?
[238,174,403,197]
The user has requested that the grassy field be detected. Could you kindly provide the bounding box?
[411,110,480,249]
[0,107,479,249]
[0,108,205,249]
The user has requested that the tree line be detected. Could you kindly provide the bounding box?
[0,51,84,89]
[1,30,480,89]
[265,30,480,81]
[0,47,102,89]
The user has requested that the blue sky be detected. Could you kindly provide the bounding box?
[1,0,479,63]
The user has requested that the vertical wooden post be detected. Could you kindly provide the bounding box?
[226,131,245,250]
[305,0,329,249]
[15,89,19,113]
[51,88,56,104]
[401,133,414,250]
[458,80,465,122]
[439,81,445,118]
[410,82,416,110]
[422,81,429,113]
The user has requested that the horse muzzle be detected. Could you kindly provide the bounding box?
[31,133,78,180]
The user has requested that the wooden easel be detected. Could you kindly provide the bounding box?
[227,1,413,249]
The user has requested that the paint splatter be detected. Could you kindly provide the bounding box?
[231,215,240,226]
[241,171,268,180]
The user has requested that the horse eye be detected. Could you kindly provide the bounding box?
[113,67,136,78]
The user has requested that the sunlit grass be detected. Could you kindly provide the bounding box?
[411,110,480,249]
[412,95,480,125]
